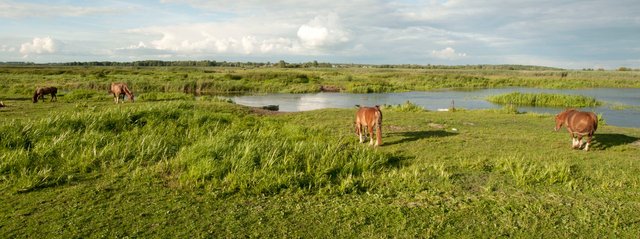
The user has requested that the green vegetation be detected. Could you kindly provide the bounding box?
[1,65,639,98]
[1,65,640,237]
[487,92,602,107]
[1,97,640,237]
[383,101,426,112]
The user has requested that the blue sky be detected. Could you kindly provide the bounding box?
[1,0,639,69]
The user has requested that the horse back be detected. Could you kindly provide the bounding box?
[111,83,124,94]
[568,111,598,134]
[356,107,381,126]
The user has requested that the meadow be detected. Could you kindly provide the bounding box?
[1,66,640,237]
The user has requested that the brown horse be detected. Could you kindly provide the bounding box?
[109,83,134,103]
[355,105,383,146]
[32,87,58,103]
[555,109,598,151]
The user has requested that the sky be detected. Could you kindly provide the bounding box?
[0,0,639,69]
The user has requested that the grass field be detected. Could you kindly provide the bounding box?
[1,95,640,237]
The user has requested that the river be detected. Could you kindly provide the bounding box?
[226,88,640,128]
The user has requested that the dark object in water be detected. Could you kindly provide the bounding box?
[261,105,279,111]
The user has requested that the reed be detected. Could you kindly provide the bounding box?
[487,92,602,107]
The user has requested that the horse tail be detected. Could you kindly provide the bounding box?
[375,106,382,145]
[376,108,382,128]
[591,112,598,133]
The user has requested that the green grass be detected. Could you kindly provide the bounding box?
[1,98,640,237]
[1,65,640,237]
[487,92,602,107]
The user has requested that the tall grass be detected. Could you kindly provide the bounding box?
[382,101,425,112]
[0,101,392,194]
[1,99,640,237]
[487,92,602,107]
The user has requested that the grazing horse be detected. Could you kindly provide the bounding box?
[555,109,598,151]
[32,87,58,103]
[355,105,383,146]
[109,83,134,103]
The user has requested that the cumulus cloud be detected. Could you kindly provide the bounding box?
[431,47,467,60]
[20,37,56,56]
[297,13,350,48]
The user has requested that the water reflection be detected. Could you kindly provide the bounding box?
[226,88,640,128]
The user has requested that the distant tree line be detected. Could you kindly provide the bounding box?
[1,60,637,71]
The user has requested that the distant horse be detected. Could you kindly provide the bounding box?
[555,109,598,151]
[109,83,134,103]
[32,87,58,103]
[355,105,383,146]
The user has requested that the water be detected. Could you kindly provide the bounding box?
[226,88,640,128]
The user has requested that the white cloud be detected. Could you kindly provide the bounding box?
[20,37,56,56]
[126,13,352,56]
[431,47,467,60]
[121,41,148,50]
[297,13,350,48]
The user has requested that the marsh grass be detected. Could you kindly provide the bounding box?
[487,92,602,107]
[382,101,425,112]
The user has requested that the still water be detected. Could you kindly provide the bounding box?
[227,88,640,128]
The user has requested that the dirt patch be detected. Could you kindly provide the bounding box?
[632,140,640,147]
[249,107,287,115]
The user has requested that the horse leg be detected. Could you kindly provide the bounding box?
[584,135,592,151]
[357,124,364,143]
[375,126,381,146]
[577,135,585,149]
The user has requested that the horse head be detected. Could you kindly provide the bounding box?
[32,88,41,103]
[554,113,564,131]
[555,109,573,131]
